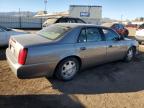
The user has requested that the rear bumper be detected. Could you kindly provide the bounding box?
[6,49,56,79]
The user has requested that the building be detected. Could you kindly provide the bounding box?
[69,5,102,25]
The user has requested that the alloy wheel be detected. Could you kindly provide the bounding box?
[61,60,77,79]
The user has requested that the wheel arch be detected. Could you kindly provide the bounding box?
[53,55,82,76]
[129,45,136,53]
[127,45,137,57]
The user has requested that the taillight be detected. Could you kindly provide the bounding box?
[18,48,28,65]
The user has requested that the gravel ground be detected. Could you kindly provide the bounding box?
[0,46,144,108]
[0,29,144,108]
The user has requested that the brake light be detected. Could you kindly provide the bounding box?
[18,48,28,65]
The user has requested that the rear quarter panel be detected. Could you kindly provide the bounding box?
[25,44,77,66]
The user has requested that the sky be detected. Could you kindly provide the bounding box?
[0,0,143,20]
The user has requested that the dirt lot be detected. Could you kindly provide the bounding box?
[0,29,144,108]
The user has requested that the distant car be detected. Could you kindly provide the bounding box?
[102,23,129,37]
[6,23,138,81]
[43,16,86,27]
[0,26,26,46]
[135,23,144,44]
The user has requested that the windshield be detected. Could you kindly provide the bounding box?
[37,24,72,40]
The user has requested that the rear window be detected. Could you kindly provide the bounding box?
[37,25,72,40]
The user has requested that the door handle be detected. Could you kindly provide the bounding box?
[80,47,86,50]
[108,45,113,48]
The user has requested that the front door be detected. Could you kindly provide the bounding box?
[102,28,127,62]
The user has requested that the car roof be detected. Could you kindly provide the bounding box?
[54,23,111,29]
[54,23,109,29]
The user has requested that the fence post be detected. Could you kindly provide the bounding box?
[19,16,22,29]
[41,18,43,29]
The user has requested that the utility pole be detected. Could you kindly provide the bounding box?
[19,8,21,28]
[121,14,123,23]
[44,0,48,14]
[89,0,93,6]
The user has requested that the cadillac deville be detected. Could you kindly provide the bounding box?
[6,23,138,81]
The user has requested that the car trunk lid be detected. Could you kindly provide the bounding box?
[8,34,54,63]
[10,34,53,47]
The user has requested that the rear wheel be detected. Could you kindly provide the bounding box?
[124,47,135,62]
[55,58,80,81]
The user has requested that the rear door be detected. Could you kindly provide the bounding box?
[76,27,107,67]
[102,28,127,62]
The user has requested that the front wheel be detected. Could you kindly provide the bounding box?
[55,58,80,81]
[124,47,135,62]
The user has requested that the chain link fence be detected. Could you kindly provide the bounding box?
[0,16,46,29]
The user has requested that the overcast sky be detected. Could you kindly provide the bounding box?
[0,0,143,20]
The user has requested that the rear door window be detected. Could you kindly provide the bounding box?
[78,27,103,43]
[78,29,87,43]
[86,28,102,42]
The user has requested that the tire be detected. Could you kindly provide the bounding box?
[124,47,135,62]
[55,57,80,81]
